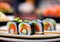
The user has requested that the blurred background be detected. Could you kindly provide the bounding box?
[0,0,60,42]
[0,0,60,22]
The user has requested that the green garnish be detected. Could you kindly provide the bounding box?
[24,20,30,23]
[32,22,37,25]
[18,20,22,22]
[20,23,25,27]
[46,18,49,20]
[14,17,20,22]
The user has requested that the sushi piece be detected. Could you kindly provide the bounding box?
[7,22,17,34]
[7,17,23,34]
[30,20,44,34]
[0,2,13,13]
[46,18,56,30]
[19,22,35,35]
[43,18,56,31]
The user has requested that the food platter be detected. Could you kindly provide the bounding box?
[0,22,60,40]
[0,29,60,40]
[0,33,60,40]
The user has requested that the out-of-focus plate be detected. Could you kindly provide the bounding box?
[0,33,60,40]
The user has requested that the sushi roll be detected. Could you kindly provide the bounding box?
[7,22,17,34]
[19,22,35,35]
[30,20,44,34]
[43,18,56,31]
[47,18,56,30]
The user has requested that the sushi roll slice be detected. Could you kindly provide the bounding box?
[43,19,56,31]
[47,18,56,30]
[30,20,44,34]
[7,22,17,34]
[19,22,35,35]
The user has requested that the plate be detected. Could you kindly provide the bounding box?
[0,24,60,40]
[0,31,60,40]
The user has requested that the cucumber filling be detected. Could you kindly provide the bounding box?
[22,29,28,35]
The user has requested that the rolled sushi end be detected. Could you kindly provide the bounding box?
[19,23,32,35]
[43,18,56,31]
[30,21,43,33]
[7,22,17,34]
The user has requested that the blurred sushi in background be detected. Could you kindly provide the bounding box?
[0,2,14,15]
[43,5,60,17]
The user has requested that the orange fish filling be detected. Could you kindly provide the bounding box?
[9,24,16,32]
[20,24,31,32]
[34,24,40,32]
[44,23,51,30]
